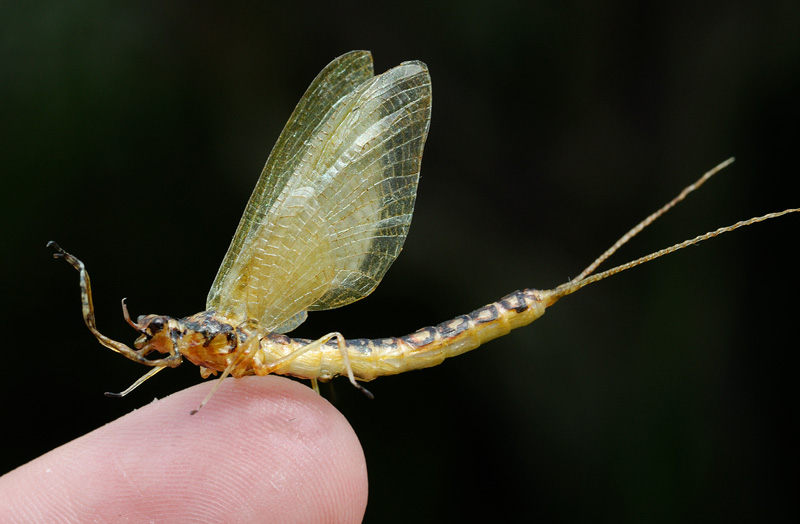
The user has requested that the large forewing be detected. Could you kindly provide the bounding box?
[307,61,432,310]
[208,58,431,332]
[207,51,375,318]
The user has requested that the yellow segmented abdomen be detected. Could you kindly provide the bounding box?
[275,288,558,381]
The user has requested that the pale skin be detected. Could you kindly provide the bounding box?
[0,377,368,523]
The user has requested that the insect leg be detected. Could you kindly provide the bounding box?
[190,333,328,414]
[104,365,168,397]
[258,333,373,398]
[332,333,374,400]
[191,338,259,414]
[48,242,181,368]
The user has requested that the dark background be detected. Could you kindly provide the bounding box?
[2,1,798,522]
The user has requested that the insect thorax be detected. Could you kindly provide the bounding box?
[133,311,259,377]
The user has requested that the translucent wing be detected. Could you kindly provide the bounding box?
[207,52,432,333]
[207,51,374,318]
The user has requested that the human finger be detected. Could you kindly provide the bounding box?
[0,376,368,523]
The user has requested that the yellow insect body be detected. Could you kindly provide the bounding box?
[50,51,799,407]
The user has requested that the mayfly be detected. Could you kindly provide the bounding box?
[49,51,798,412]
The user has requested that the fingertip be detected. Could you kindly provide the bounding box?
[0,377,367,523]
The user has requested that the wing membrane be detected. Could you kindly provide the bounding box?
[207,51,374,319]
[207,52,432,332]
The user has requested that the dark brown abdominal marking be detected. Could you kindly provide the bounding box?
[436,315,470,338]
[401,327,437,348]
[469,304,499,324]
[500,290,529,313]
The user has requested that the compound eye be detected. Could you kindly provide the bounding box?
[148,317,165,334]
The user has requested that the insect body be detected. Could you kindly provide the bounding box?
[50,51,799,408]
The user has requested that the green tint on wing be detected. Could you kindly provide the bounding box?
[207,52,432,333]
[207,51,374,318]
